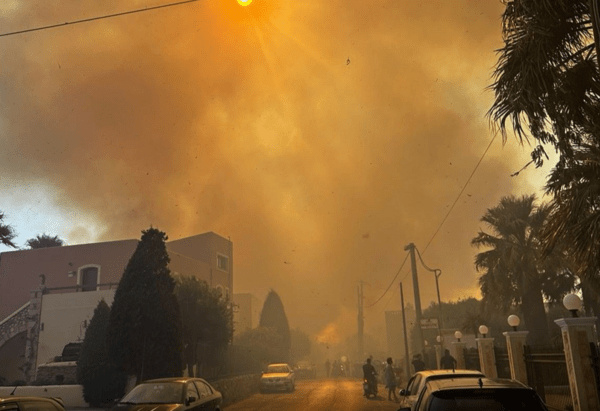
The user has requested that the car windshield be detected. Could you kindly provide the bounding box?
[267,365,289,374]
[120,382,183,404]
[429,389,548,411]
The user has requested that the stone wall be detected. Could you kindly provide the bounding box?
[35,362,77,385]
[209,374,261,406]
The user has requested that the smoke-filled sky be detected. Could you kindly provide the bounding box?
[1,0,553,344]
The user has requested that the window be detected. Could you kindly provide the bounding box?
[217,254,229,272]
[186,382,200,401]
[194,381,212,398]
[80,267,98,291]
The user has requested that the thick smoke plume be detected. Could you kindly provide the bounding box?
[1,0,541,342]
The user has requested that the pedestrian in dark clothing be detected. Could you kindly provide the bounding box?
[440,349,457,370]
[325,359,331,378]
[411,354,425,373]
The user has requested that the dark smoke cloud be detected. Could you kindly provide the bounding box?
[1,0,537,341]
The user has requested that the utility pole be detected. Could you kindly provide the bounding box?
[357,282,364,359]
[404,243,424,354]
[400,282,411,377]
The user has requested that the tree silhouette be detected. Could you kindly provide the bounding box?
[107,227,182,383]
[472,195,574,346]
[0,211,17,248]
[259,290,291,363]
[174,274,233,376]
[25,233,64,249]
[77,299,126,406]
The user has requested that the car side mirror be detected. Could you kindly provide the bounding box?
[185,397,197,406]
[399,389,407,396]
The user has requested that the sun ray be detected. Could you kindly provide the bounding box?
[251,22,292,115]
[264,21,334,73]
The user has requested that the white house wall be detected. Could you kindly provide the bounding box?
[36,290,115,371]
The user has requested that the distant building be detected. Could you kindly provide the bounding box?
[0,232,232,383]
[233,293,262,335]
[385,305,415,361]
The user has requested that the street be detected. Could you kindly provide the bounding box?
[225,379,400,411]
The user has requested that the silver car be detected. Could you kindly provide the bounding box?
[260,363,296,393]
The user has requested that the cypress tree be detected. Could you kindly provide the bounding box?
[107,227,183,383]
[77,299,126,406]
[259,290,291,362]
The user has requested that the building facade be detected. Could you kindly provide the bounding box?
[0,231,233,383]
[233,293,262,336]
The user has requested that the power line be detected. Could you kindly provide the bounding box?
[415,245,439,273]
[367,133,497,308]
[0,0,201,38]
[421,133,498,254]
[366,253,409,308]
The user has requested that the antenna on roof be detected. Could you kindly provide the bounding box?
[478,378,483,389]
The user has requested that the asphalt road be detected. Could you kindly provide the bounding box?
[225,379,401,411]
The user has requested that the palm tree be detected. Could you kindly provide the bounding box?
[0,211,17,248]
[489,0,600,295]
[489,0,599,162]
[472,195,574,346]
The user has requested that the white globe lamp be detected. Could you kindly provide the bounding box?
[507,314,520,331]
[563,294,582,317]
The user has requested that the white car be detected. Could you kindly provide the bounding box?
[399,369,485,411]
[260,363,296,392]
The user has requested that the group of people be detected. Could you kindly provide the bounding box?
[362,356,401,402]
[412,349,457,372]
[326,348,459,403]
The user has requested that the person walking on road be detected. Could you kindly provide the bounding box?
[411,354,425,373]
[384,357,399,402]
[440,349,457,370]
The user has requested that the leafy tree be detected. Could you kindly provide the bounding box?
[290,328,311,364]
[488,0,600,286]
[77,299,126,406]
[0,211,17,248]
[174,274,233,377]
[25,234,64,249]
[471,195,575,346]
[234,327,284,370]
[259,290,291,363]
[107,227,183,383]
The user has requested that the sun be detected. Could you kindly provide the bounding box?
[237,0,252,6]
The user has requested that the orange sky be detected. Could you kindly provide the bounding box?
[0,0,554,345]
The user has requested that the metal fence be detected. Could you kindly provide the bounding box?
[524,345,571,411]
[494,346,511,379]
[463,347,481,371]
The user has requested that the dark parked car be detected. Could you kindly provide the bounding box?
[398,377,548,411]
[0,396,66,411]
[111,377,222,411]
[294,361,316,379]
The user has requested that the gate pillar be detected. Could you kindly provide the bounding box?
[451,341,466,369]
[503,330,528,385]
[555,317,600,411]
[476,337,497,378]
